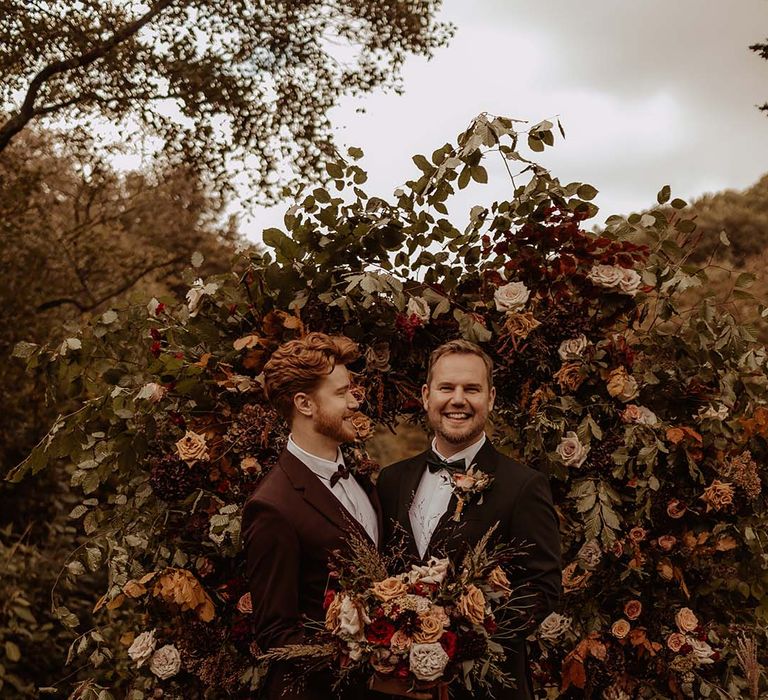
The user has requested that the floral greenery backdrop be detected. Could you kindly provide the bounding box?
[7,114,768,700]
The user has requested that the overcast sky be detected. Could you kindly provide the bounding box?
[240,0,768,241]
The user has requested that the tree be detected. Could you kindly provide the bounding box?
[751,38,768,112]
[9,115,768,698]
[0,0,452,198]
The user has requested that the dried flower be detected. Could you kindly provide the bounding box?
[349,413,374,441]
[675,607,699,633]
[577,539,602,571]
[494,281,530,312]
[408,557,450,585]
[610,619,631,639]
[390,630,412,654]
[667,632,687,652]
[554,362,586,392]
[657,535,677,552]
[138,382,166,403]
[152,569,215,622]
[562,562,591,593]
[697,404,728,421]
[128,629,156,667]
[409,642,449,681]
[657,559,674,581]
[666,499,687,519]
[502,311,541,339]
[607,367,639,402]
[621,404,658,425]
[700,480,734,512]
[338,596,369,640]
[370,647,398,674]
[149,644,182,679]
[175,430,209,464]
[325,594,342,633]
[487,566,512,596]
[456,584,486,625]
[628,527,646,543]
[538,612,572,642]
[240,456,262,475]
[558,334,589,360]
[236,593,252,614]
[719,451,761,501]
[556,431,589,468]
[623,600,642,620]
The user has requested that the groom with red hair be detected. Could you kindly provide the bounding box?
[243,332,381,699]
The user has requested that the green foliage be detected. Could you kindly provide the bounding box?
[7,113,768,698]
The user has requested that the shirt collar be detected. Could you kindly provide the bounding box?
[287,435,345,482]
[431,433,486,468]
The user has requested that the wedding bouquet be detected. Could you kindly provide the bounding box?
[263,525,533,695]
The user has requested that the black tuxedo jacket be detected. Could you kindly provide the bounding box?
[242,449,383,700]
[376,440,561,700]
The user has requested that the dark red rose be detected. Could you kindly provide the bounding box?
[483,618,498,634]
[149,328,162,340]
[395,663,410,679]
[323,589,336,611]
[440,630,458,659]
[366,620,396,646]
[150,341,162,357]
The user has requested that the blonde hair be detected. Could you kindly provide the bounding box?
[426,339,494,388]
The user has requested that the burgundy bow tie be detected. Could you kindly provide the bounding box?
[329,463,351,487]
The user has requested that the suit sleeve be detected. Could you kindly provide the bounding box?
[507,470,561,628]
[243,499,304,650]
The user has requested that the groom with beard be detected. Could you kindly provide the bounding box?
[243,332,382,700]
[377,339,561,700]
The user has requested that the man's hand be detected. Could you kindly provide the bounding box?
[368,674,435,699]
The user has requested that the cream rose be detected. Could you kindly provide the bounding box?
[610,619,631,640]
[365,342,391,372]
[588,264,624,290]
[338,596,369,640]
[406,296,431,323]
[138,382,166,403]
[675,607,699,633]
[618,268,642,296]
[175,430,209,464]
[149,644,181,680]
[457,584,486,625]
[577,539,602,571]
[186,278,219,317]
[556,431,589,468]
[414,609,447,643]
[409,557,450,585]
[409,642,449,682]
[558,334,589,360]
[128,629,156,667]
[621,404,658,426]
[607,367,639,402]
[538,612,572,642]
[494,281,530,312]
[667,632,687,652]
[690,639,715,666]
[371,576,409,602]
[390,630,412,654]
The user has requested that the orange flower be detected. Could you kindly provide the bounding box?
[457,584,486,625]
[152,568,215,622]
[623,600,642,621]
[554,362,585,392]
[611,619,631,639]
[667,632,687,652]
[666,427,685,445]
[700,480,734,512]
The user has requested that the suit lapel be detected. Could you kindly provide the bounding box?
[396,453,429,560]
[278,450,372,543]
[356,472,383,546]
[426,440,500,559]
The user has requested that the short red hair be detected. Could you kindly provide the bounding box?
[263,332,359,419]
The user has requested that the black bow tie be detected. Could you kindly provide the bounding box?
[425,450,466,474]
[329,463,351,487]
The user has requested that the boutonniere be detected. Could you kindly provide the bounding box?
[449,463,494,521]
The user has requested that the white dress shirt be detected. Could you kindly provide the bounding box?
[409,434,487,558]
[287,436,378,545]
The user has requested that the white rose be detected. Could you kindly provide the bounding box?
[149,643,182,679]
[406,296,431,323]
[186,278,219,318]
[138,382,166,403]
[409,642,449,682]
[558,334,589,360]
[338,596,369,640]
[127,629,156,668]
[556,431,589,468]
[689,639,715,666]
[588,264,624,290]
[619,268,642,296]
[494,281,530,312]
[538,612,572,642]
[408,556,450,585]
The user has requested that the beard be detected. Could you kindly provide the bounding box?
[428,410,486,446]
[314,405,356,444]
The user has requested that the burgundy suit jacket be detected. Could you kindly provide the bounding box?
[376,440,561,700]
[242,448,382,699]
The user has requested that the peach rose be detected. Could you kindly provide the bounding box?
[628,527,646,543]
[623,600,642,621]
[372,577,409,602]
[607,367,639,402]
[667,632,687,652]
[554,362,586,392]
[236,593,253,614]
[675,607,699,633]
[611,619,631,639]
[457,584,486,625]
[350,413,374,441]
[700,480,734,512]
[556,431,589,468]
[390,629,412,654]
[414,609,447,643]
[503,311,541,339]
[562,562,592,593]
[488,566,512,597]
[657,535,677,552]
[175,430,209,464]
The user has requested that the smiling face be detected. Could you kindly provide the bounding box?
[422,352,496,456]
[306,363,360,444]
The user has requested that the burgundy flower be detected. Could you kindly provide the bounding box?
[366,620,396,646]
[323,589,336,611]
[440,630,458,659]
